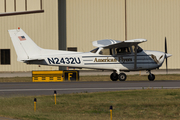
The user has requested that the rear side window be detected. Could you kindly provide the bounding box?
[90,48,99,53]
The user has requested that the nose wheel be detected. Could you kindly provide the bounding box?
[147,70,155,81]
[110,72,127,81]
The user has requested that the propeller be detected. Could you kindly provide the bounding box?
[165,37,168,74]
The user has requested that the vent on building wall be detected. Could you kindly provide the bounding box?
[67,47,77,52]
[0,49,10,65]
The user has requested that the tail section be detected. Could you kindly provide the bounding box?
[8,28,42,61]
[9,28,81,62]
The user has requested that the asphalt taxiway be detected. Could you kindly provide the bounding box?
[0,70,180,97]
[0,80,180,96]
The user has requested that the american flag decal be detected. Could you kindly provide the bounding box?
[18,36,26,41]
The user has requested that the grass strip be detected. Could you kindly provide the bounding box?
[0,74,180,82]
[1,89,180,120]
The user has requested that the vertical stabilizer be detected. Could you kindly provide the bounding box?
[8,28,41,61]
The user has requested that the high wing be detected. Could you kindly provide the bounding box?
[93,39,121,47]
[93,39,147,48]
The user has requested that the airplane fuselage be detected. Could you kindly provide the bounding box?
[28,50,166,71]
[8,28,172,81]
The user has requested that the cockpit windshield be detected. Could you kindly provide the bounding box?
[132,46,143,53]
[90,47,99,53]
[137,46,143,53]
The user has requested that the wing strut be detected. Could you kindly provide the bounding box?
[134,44,138,70]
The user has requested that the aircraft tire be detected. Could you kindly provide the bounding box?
[148,74,155,81]
[118,73,127,81]
[110,73,118,81]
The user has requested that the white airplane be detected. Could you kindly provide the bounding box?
[8,28,172,81]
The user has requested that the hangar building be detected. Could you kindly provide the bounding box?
[0,0,179,71]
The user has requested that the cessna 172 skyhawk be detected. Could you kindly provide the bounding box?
[8,28,172,81]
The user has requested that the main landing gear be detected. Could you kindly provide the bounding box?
[147,70,155,81]
[110,70,155,81]
[110,71,127,81]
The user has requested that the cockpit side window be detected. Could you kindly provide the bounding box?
[90,48,99,53]
[115,47,131,55]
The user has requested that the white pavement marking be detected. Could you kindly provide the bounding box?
[0,87,180,92]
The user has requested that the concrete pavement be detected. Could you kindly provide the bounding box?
[0,69,179,78]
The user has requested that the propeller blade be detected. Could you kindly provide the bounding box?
[165,37,168,74]
[166,55,168,74]
[165,37,167,53]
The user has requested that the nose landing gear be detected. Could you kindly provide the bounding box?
[110,71,127,81]
[147,70,155,81]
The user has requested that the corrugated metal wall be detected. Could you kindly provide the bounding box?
[0,0,179,71]
[66,0,179,69]
[126,0,180,69]
[16,0,26,12]
[0,0,59,71]
[66,0,125,52]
